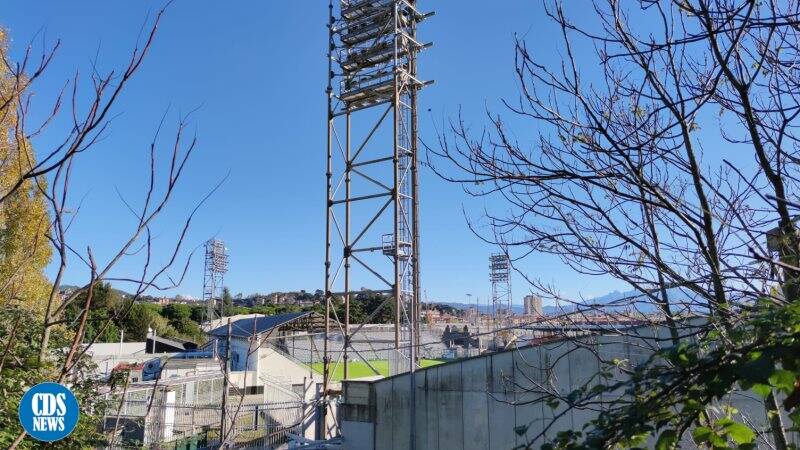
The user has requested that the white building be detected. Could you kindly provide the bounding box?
[523,294,543,316]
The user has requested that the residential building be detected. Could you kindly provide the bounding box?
[523,294,543,316]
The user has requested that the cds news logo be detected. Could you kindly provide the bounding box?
[18,382,79,442]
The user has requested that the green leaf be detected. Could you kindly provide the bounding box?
[751,383,772,398]
[768,369,796,394]
[621,433,648,447]
[655,429,677,450]
[790,409,800,427]
[692,426,713,444]
[725,422,755,445]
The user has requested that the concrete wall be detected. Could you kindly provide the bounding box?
[257,346,321,386]
[225,336,321,385]
[228,337,254,372]
[341,325,791,450]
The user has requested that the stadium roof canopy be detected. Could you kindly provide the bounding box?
[207,311,329,338]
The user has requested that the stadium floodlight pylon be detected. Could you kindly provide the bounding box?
[322,0,433,432]
[490,253,512,323]
[203,239,228,322]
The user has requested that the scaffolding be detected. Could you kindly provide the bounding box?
[323,0,433,418]
[203,239,229,322]
[489,253,512,322]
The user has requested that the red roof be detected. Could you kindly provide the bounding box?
[113,362,144,371]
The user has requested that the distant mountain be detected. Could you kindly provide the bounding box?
[435,287,695,316]
[558,287,696,313]
[431,301,561,315]
[59,284,136,299]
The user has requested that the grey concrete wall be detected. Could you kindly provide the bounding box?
[341,324,792,450]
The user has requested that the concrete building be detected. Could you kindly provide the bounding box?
[523,294,542,316]
[111,362,145,383]
[205,312,325,381]
[95,312,340,448]
[86,342,149,379]
[86,333,199,380]
[204,312,330,436]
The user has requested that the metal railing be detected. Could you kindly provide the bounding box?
[104,397,307,449]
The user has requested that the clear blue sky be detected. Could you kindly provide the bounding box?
[4,1,630,304]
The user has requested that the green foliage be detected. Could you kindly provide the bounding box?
[118,303,172,341]
[223,305,251,316]
[169,316,205,343]
[0,306,108,448]
[60,286,399,348]
[690,416,755,448]
[321,291,396,324]
[655,429,677,450]
[162,303,205,341]
[64,282,123,343]
[536,299,800,449]
[162,303,191,322]
[190,304,205,323]
[222,286,233,309]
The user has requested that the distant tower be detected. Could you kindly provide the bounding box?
[489,253,512,321]
[203,239,229,322]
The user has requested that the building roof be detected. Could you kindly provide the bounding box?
[207,311,313,338]
[84,342,147,356]
[113,362,145,371]
[202,313,264,332]
[159,357,220,371]
[146,334,197,352]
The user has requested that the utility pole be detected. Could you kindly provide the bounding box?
[220,318,231,447]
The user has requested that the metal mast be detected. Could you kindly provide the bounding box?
[489,253,512,322]
[324,0,433,390]
[203,239,229,322]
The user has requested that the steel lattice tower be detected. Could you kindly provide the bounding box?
[490,253,512,321]
[203,239,228,322]
[323,0,433,394]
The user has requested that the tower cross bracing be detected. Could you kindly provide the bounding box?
[323,0,433,395]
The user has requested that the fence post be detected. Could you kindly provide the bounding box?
[220,318,232,447]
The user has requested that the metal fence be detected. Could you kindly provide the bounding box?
[104,396,307,449]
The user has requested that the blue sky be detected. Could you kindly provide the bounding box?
[4,1,633,304]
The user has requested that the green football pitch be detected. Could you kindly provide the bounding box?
[310,359,444,380]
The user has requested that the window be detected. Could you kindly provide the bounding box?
[229,385,264,396]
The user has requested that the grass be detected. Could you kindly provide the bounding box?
[310,359,444,381]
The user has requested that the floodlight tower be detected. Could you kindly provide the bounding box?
[203,239,229,321]
[324,0,433,388]
[490,253,512,322]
